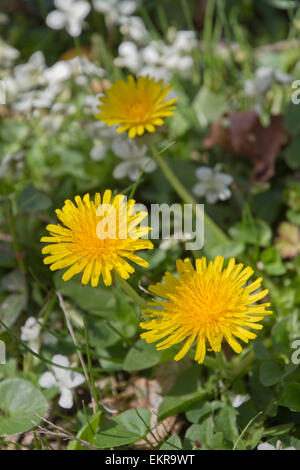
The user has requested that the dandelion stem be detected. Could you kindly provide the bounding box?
[115,272,147,310]
[152,144,229,250]
[215,351,228,378]
[57,291,98,413]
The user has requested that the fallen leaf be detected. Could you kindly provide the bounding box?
[204,111,287,182]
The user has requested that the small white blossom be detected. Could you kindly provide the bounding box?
[0,151,24,178]
[245,66,293,97]
[14,51,46,92]
[114,41,142,72]
[44,61,72,85]
[46,0,90,37]
[0,39,19,68]
[21,317,41,354]
[93,0,137,26]
[112,137,156,181]
[159,232,193,251]
[257,440,296,451]
[193,164,233,204]
[39,354,85,409]
[119,16,150,45]
[230,394,250,408]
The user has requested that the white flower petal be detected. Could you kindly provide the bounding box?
[39,371,57,389]
[195,167,213,180]
[90,143,107,161]
[67,19,82,37]
[257,443,276,450]
[128,163,141,181]
[58,387,74,409]
[193,182,206,197]
[46,10,66,30]
[113,161,130,179]
[73,2,91,21]
[206,189,219,204]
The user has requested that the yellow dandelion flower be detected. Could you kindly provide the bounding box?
[94,75,177,138]
[140,256,272,363]
[41,191,153,287]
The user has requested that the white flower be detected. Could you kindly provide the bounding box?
[171,30,197,54]
[114,41,142,72]
[119,16,150,44]
[21,317,41,354]
[46,0,91,37]
[159,231,193,251]
[44,61,72,85]
[0,39,19,68]
[0,151,24,178]
[257,440,296,451]
[13,84,60,112]
[193,165,233,204]
[39,354,85,409]
[112,137,156,181]
[245,66,293,97]
[68,56,105,78]
[93,0,137,26]
[14,51,46,92]
[230,394,250,408]
[139,65,171,83]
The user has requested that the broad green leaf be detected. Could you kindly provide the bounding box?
[259,362,286,387]
[54,274,116,316]
[279,383,300,412]
[193,86,227,127]
[158,366,205,419]
[94,408,151,449]
[123,339,162,371]
[18,184,51,213]
[215,406,239,443]
[0,378,48,436]
[185,400,223,424]
[0,293,26,328]
[229,219,271,247]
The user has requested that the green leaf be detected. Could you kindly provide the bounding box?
[279,383,300,412]
[94,408,151,449]
[0,378,48,436]
[209,241,245,259]
[0,293,26,328]
[18,184,51,213]
[160,434,183,450]
[123,339,162,371]
[284,136,300,170]
[193,86,227,127]
[259,362,286,386]
[215,406,239,443]
[68,411,101,450]
[54,274,116,316]
[158,366,205,419]
[261,247,286,275]
[284,102,300,136]
[185,400,223,424]
[229,219,271,247]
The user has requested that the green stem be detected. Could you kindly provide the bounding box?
[215,351,229,378]
[153,147,229,250]
[115,272,147,310]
